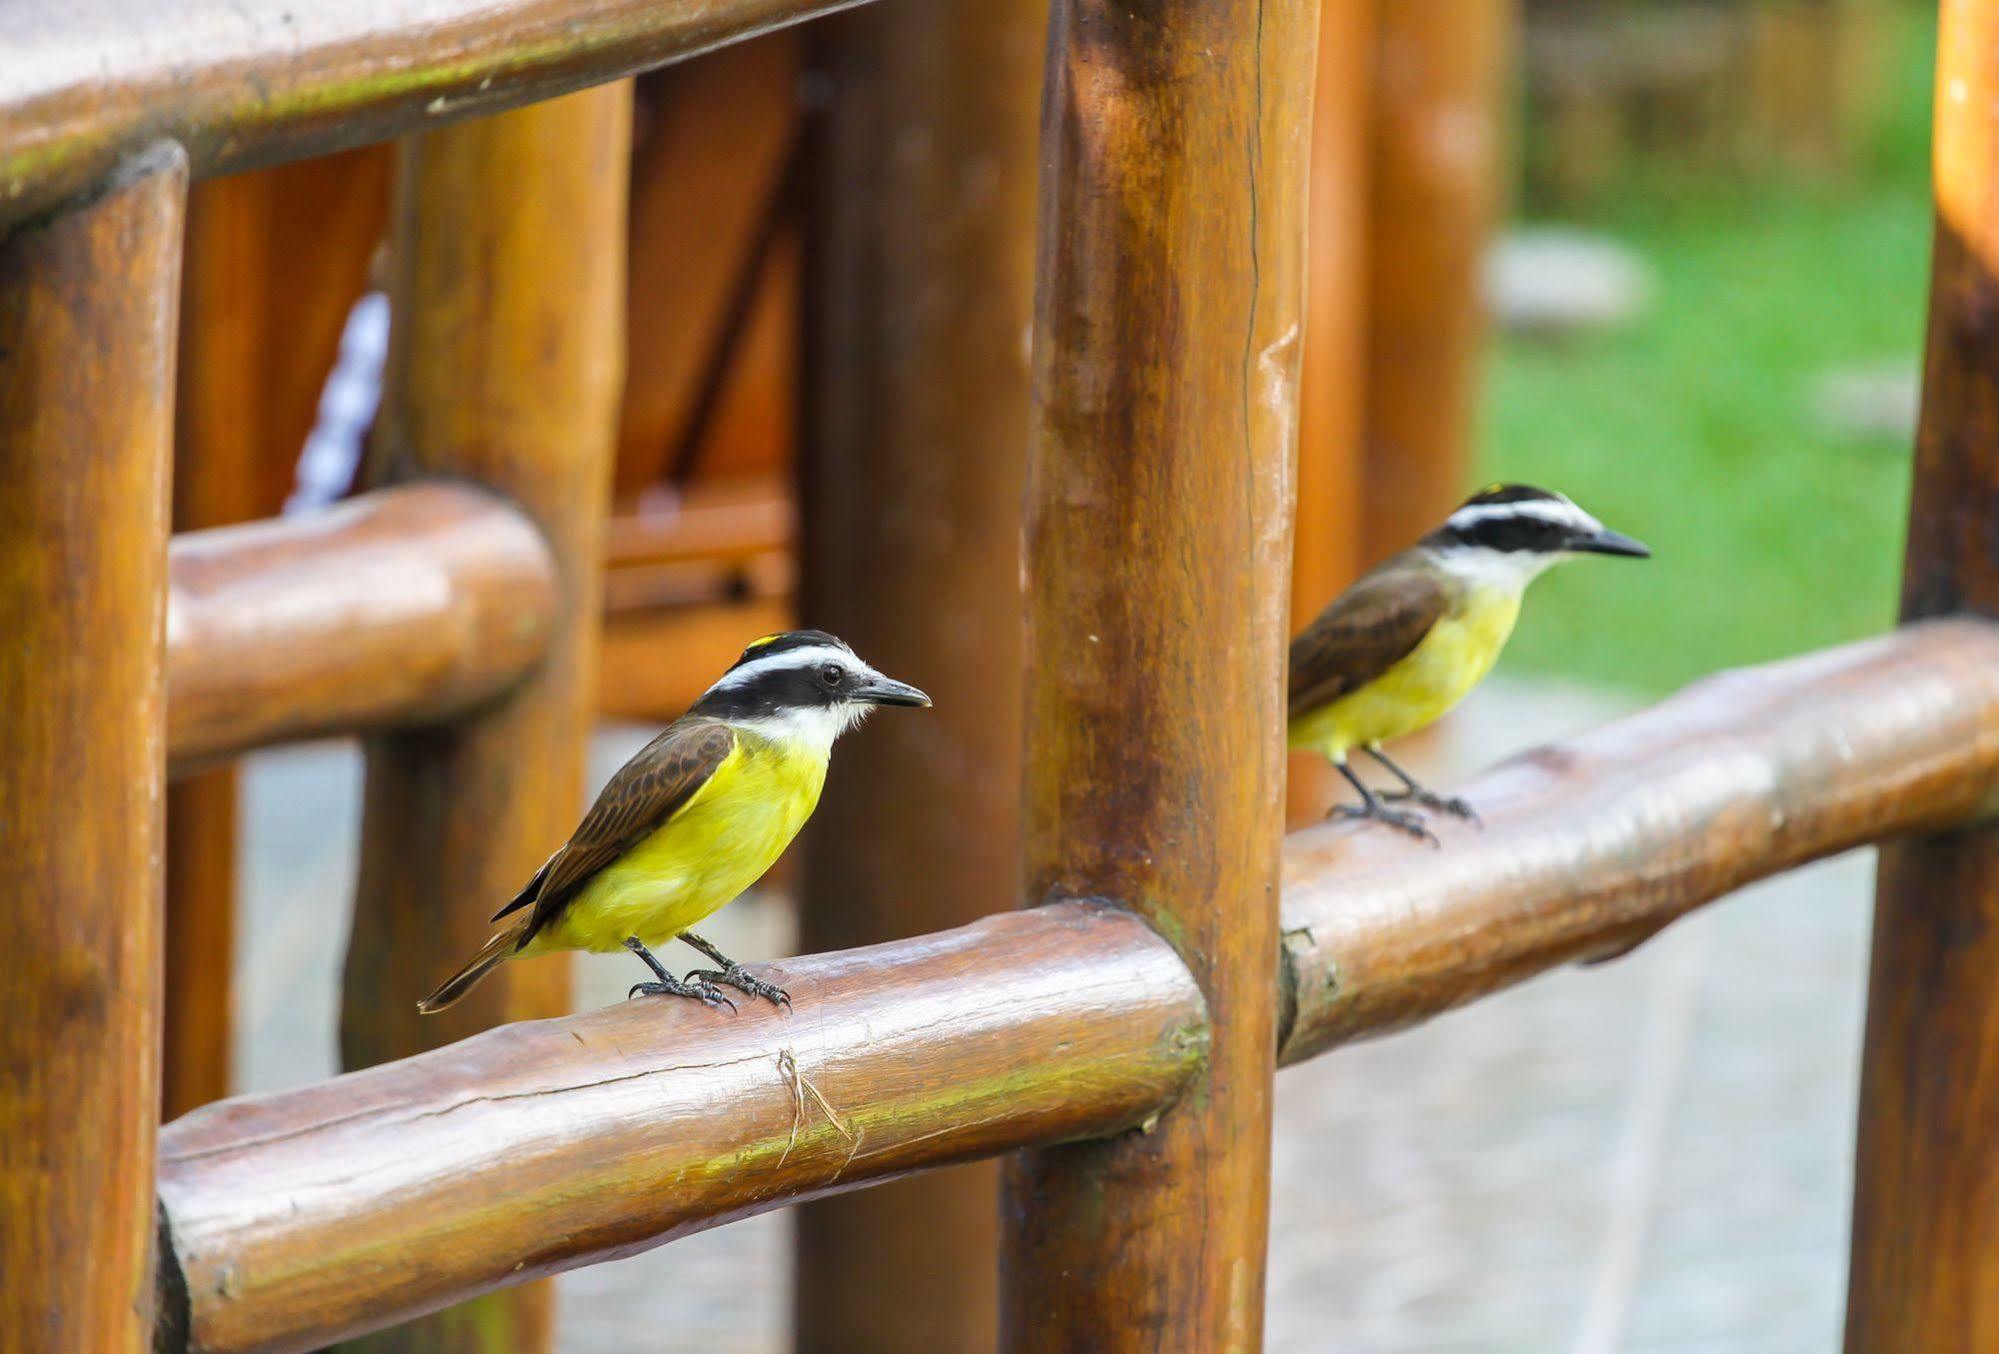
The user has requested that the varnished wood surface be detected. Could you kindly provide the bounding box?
[1846,2,1999,1345]
[166,485,559,771]
[336,86,629,1354]
[154,904,1205,1354]
[0,0,878,227]
[164,172,283,1118]
[0,149,186,1353]
[1359,0,1507,565]
[1288,0,1375,826]
[790,0,1043,1344]
[1002,0,1317,1343]
[1281,621,1999,1062]
[144,622,1999,1353]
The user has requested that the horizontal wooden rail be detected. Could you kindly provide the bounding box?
[1,0,876,227]
[1278,619,1999,1061]
[150,621,1999,1351]
[155,904,1203,1353]
[167,483,558,770]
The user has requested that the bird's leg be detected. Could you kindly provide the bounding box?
[678,930,791,1009]
[1363,744,1479,825]
[1328,761,1439,846]
[624,936,736,1011]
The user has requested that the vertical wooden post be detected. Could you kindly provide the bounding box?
[1288,0,1375,826]
[1847,3,1999,1348]
[1001,0,1316,1342]
[1360,0,1507,563]
[0,148,186,1352]
[337,86,630,1354]
[791,0,1043,1348]
[163,175,273,1119]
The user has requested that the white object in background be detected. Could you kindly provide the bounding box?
[286,290,389,515]
[1486,228,1653,339]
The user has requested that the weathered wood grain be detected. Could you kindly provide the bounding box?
[336,86,630,1354]
[790,0,1043,1344]
[1001,0,1318,1342]
[0,148,186,1353]
[1281,621,1999,1062]
[166,485,559,772]
[1847,1,1999,1345]
[0,0,877,227]
[155,905,1206,1354]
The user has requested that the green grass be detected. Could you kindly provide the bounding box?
[1479,6,1937,696]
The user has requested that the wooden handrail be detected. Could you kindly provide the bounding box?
[166,484,559,771]
[0,0,875,228]
[150,620,1999,1353]
[1278,618,1999,1062]
[154,905,1204,1354]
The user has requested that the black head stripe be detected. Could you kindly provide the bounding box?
[695,664,832,720]
[1434,513,1572,553]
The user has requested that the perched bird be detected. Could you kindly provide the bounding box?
[419,630,930,1014]
[1289,484,1649,841]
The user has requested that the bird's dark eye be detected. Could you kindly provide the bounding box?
[819,663,846,688]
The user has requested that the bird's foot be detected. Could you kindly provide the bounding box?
[690,964,791,1009]
[623,935,736,1011]
[1380,788,1481,826]
[627,975,737,1011]
[1328,799,1440,846]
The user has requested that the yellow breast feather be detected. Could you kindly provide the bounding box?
[1288,585,1521,761]
[529,733,828,955]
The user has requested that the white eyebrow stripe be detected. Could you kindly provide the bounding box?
[1446,499,1598,533]
[706,644,856,693]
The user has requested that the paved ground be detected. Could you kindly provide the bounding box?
[230,677,1871,1352]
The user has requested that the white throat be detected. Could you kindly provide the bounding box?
[730,702,869,753]
[1428,544,1565,593]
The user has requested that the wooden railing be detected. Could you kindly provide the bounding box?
[3,2,1996,1353]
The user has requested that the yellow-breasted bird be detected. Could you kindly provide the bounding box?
[419,630,930,1013]
[1289,484,1649,842]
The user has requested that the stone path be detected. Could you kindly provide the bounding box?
[229,677,1869,1352]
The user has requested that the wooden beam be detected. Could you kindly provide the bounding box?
[148,623,1999,1354]
[336,86,629,1354]
[790,0,1043,1345]
[1280,620,1999,1062]
[617,36,799,495]
[0,0,881,227]
[164,176,265,1121]
[1847,0,1999,1343]
[1001,0,1317,1342]
[166,485,560,771]
[1359,0,1508,565]
[0,149,186,1352]
[156,905,1204,1354]
[1287,0,1375,826]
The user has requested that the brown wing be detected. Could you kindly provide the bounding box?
[495,717,737,944]
[1288,568,1451,720]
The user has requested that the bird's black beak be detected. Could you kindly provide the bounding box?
[857,673,932,707]
[1572,527,1651,559]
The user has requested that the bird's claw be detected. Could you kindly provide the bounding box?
[691,965,791,1009]
[1381,788,1481,826]
[628,977,737,1012]
[1328,800,1441,847]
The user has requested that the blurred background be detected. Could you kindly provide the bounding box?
[172,1,1938,1350]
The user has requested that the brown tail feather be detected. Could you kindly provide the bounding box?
[417,916,532,1014]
